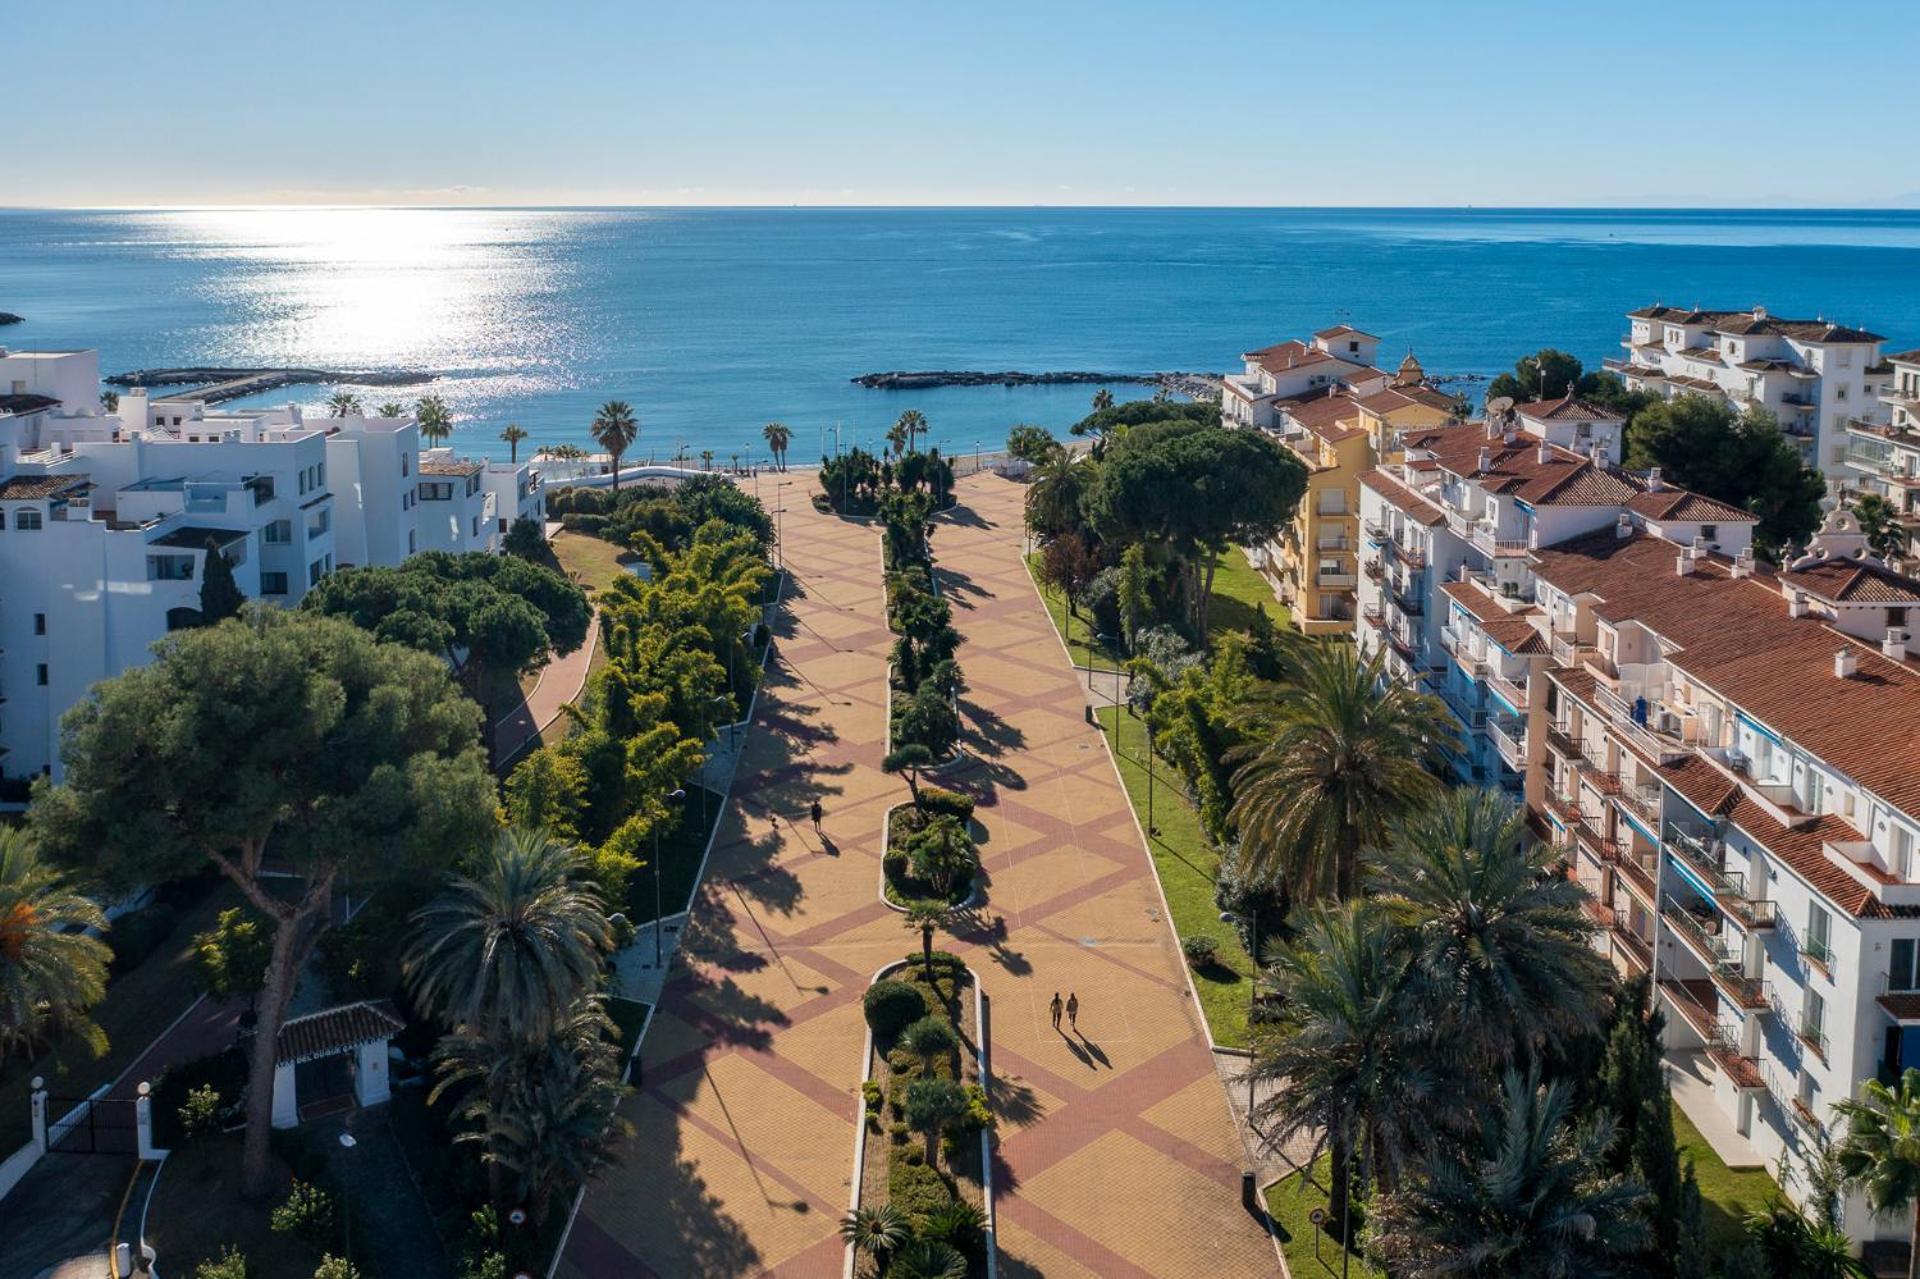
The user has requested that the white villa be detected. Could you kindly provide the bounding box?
[1604,303,1891,478]
[0,347,546,785]
[1842,347,1920,569]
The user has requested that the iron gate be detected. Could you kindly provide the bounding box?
[44,1095,138,1154]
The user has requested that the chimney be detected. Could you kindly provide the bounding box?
[1503,425,1518,446]
[1788,589,1809,618]
[1477,446,1492,474]
[1731,547,1755,579]
[1692,534,1710,555]
[1590,441,1607,467]
[1537,438,1552,465]
[1649,467,1665,492]
[1835,646,1859,679]
[1676,553,1694,576]
[1887,627,1910,661]
[1615,512,1633,540]
[1485,416,1499,440]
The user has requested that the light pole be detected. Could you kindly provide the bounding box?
[654,787,687,967]
[337,1132,356,1264]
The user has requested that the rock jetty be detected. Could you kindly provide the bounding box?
[854,369,1221,396]
[105,366,434,405]
[0,312,23,326]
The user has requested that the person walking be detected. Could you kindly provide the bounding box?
[1066,992,1079,1030]
[810,799,823,835]
[1049,992,1063,1030]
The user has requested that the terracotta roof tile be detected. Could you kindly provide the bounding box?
[274,1000,405,1066]
[0,473,90,500]
[1782,558,1920,605]
[1518,394,1621,424]
[1359,470,1446,526]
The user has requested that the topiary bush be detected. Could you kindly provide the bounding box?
[900,1015,959,1070]
[862,979,928,1038]
[1182,934,1219,969]
[916,786,976,822]
[888,1155,957,1222]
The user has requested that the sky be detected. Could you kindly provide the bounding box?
[10,0,1920,209]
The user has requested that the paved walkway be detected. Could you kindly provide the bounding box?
[494,608,600,765]
[561,473,1275,1277]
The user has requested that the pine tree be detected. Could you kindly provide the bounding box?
[1598,974,1685,1271]
[197,535,245,625]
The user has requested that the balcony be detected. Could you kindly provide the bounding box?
[1665,824,1778,931]
[1613,778,1663,828]
[1796,1016,1829,1060]
[1364,558,1383,582]
[1385,539,1427,569]
[1611,922,1653,973]
[1316,572,1358,590]
[1489,714,1527,770]
[1617,844,1660,900]
[1470,523,1533,557]
[1440,688,1488,732]
[1594,685,1689,765]
[1363,518,1388,541]
[1545,723,1579,761]
[1484,666,1530,711]
[1662,902,1770,1011]
[1704,1025,1767,1092]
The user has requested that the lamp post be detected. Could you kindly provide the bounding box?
[654,787,688,967]
[337,1132,357,1264]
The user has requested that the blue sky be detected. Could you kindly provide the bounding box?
[12,0,1920,207]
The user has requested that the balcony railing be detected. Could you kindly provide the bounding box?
[1595,685,1690,765]
[1662,903,1770,1010]
[1485,667,1529,711]
[1489,714,1526,770]
[1385,539,1426,568]
[1797,1016,1829,1059]
[1613,778,1663,827]
[1470,524,1533,557]
[1364,558,1383,581]
[1611,922,1653,972]
[1363,518,1388,541]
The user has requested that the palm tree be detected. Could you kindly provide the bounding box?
[889,1240,968,1279]
[1228,641,1454,901]
[416,394,453,446]
[325,391,362,417]
[1248,903,1443,1228]
[903,899,951,983]
[762,422,791,471]
[1369,1069,1650,1277]
[1372,789,1611,1069]
[1023,450,1085,540]
[1091,387,1114,413]
[699,448,714,472]
[896,410,928,455]
[464,1010,630,1230]
[99,390,119,413]
[590,401,638,492]
[375,401,406,418]
[1746,1201,1870,1279]
[404,826,614,1048]
[0,828,110,1064]
[500,423,528,463]
[904,1077,969,1170]
[1836,1067,1920,1279]
[839,1203,910,1273]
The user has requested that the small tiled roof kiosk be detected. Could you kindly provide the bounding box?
[268,1000,404,1129]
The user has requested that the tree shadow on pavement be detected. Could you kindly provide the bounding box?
[959,697,1026,757]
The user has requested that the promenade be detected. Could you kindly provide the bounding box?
[561,472,1275,1277]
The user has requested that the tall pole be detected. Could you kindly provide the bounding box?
[1146,731,1156,836]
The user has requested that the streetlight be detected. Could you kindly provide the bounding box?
[654,788,688,967]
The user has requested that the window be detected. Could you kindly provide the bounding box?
[14,508,42,531]
[1892,607,1910,628]
[1802,989,1827,1053]
[1896,825,1916,880]
[418,481,453,502]
[1892,937,1920,991]
[401,454,411,477]
[33,613,45,636]
[146,554,195,582]
[1700,524,1718,542]
[35,664,48,686]
[407,530,416,555]
[263,519,292,544]
[1806,904,1832,966]
[307,508,331,537]
[260,571,289,596]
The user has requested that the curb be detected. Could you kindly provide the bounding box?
[876,801,986,915]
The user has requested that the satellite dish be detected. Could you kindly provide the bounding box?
[1486,395,1515,416]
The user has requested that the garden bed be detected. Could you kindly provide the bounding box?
[148,1131,331,1278]
[853,956,993,1277]
[882,802,982,910]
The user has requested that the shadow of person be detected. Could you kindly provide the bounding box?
[818,834,839,857]
[1060,1032,1094,1068]
[1075,1031,1111,1069]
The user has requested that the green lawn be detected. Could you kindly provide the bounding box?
[1674,1106,1778,1252]
[548,528,636,598]
[1097,704,1252,1047]
[1025,546,1286,669]
[1266,1155,1385,1279]
[623,783,724,924]
[0,881,240,1151]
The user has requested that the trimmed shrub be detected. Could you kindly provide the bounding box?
[862,1081,884,1112]
[313,1258,360,1279]
[889,1156,956,1222]
[194,1249,250,1279]
[108,902,179,973]
[901,1015,959,1065]
[960,1083,994,1134]
[862,979,927,1038]
[178,1084,223,1141]
[270,1180,337,1244]
[916,786,975,822]
[152,1047,247,1148]
[1182,934,1219,969]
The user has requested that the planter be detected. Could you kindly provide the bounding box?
[847,958,996,1279]
[879,802,985,913]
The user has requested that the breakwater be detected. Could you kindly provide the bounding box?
[105,366,434,404]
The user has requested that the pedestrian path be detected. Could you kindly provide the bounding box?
[560,474,1277,1277]
[493,608,599,766]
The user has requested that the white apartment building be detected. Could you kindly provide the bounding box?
[0,348,545,786]
[1353,394,1737,793]
[1605,303,1891,478]
[1221,325,1390,429]
[1843,347,1920,568]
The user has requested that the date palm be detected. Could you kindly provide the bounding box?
[1023,449,1085,540]
[404,826,614,1047]
[590,400,638,492]
[1091,387,1114,413]
[500,423,527,462]
[839,1202,910,1271]
[1835,1067,1920,1279]
[1372,789,1611,1070]
[896,409,928,455]
[1370,1069,1650,1277]
[416,394,453,446]
[375,401,406,418]
[762,422,791,471]
[1228,641,1453,900]
[0,828,110,1064]
[325,390,362,417]
[1249,902,1443,1229]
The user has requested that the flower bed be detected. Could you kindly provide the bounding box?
[852,955,993,1277]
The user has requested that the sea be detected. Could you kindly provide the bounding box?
[5,206,1920,464]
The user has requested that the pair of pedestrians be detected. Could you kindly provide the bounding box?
[1049,990,1080,1031]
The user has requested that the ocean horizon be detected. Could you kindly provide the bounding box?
[6,204,1920,462]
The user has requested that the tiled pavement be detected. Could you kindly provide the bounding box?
[560,473,1278,1278]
